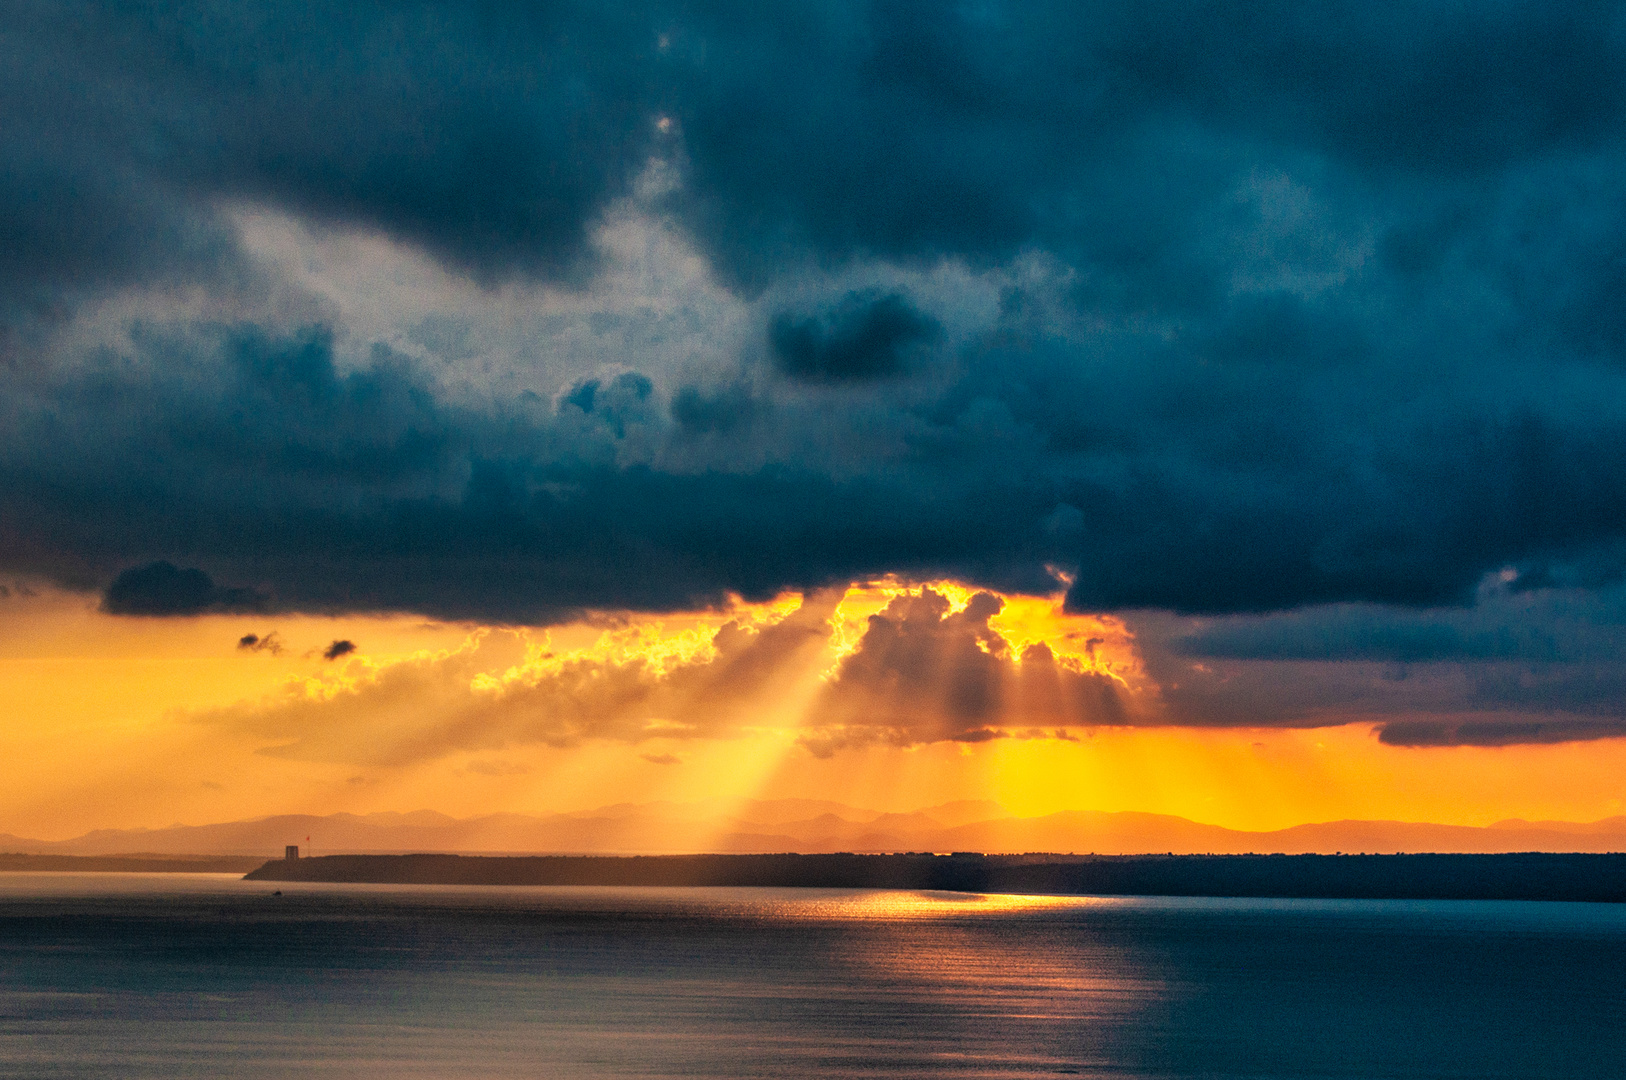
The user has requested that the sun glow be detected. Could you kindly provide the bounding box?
[822,578,1143,684]
[5,579,1626,842]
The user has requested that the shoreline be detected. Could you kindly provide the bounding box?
[244,851,1626,902]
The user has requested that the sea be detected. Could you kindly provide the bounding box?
[1,874,1623,1079]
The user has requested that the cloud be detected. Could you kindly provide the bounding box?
[7,3,1626,750]
[1167,584,1626,665]
[196,587,1141,765]
[203,597,838,764]
[667,2,1626,288]
[9,1,1623,304]
[238,631,284,655]
[669,382,759,435]
[1377,716,1626,748]
[0,1,662,317]
[639,752,682,765]
[4,322,1080,621]
[1108,582,1626,745]
[769,291,942,381]
[189,579,1626,754]
[322,639,357,661]
[22,303,1626,630]
[102,561,266,616]
[801,588,1134,754]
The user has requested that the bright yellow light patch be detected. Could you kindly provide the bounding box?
[497,591,805,685]
[822,578,1144,688]
[5,579,1626,843]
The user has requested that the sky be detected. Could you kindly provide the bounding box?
[4,1,1626,840]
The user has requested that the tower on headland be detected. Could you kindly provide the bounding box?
[285,845,299,860]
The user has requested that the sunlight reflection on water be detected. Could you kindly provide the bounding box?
[780,888,1109,920]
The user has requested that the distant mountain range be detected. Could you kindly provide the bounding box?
[5,800,1625,857]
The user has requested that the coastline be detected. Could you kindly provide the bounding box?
[244,851,1626,902]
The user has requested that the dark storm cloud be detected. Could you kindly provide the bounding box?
[0,0,661,312]
[1139,642,1626,746]
[2,323,1074,622]
[102,561,267,616]
[769,292,942,381]
[1377,716,1626,747]
[7,2,1621,299]
[1169,587,1626,665]
[1117,583,1626,745]
[667,1,1626,295]
[669,381,759,434]
[6,1,1626,749]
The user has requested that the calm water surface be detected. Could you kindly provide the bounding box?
[1,873,1623,1079]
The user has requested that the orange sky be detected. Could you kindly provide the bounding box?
[3,579,1624,841]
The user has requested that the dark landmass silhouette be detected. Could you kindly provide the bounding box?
[0,853,266,873]
[8,801,1626,857]
[246,852,1626,902]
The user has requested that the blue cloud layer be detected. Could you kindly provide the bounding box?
[7,2,1626,742]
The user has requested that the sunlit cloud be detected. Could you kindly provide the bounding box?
[8,580,1626,840]
[188,581,1152,767]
